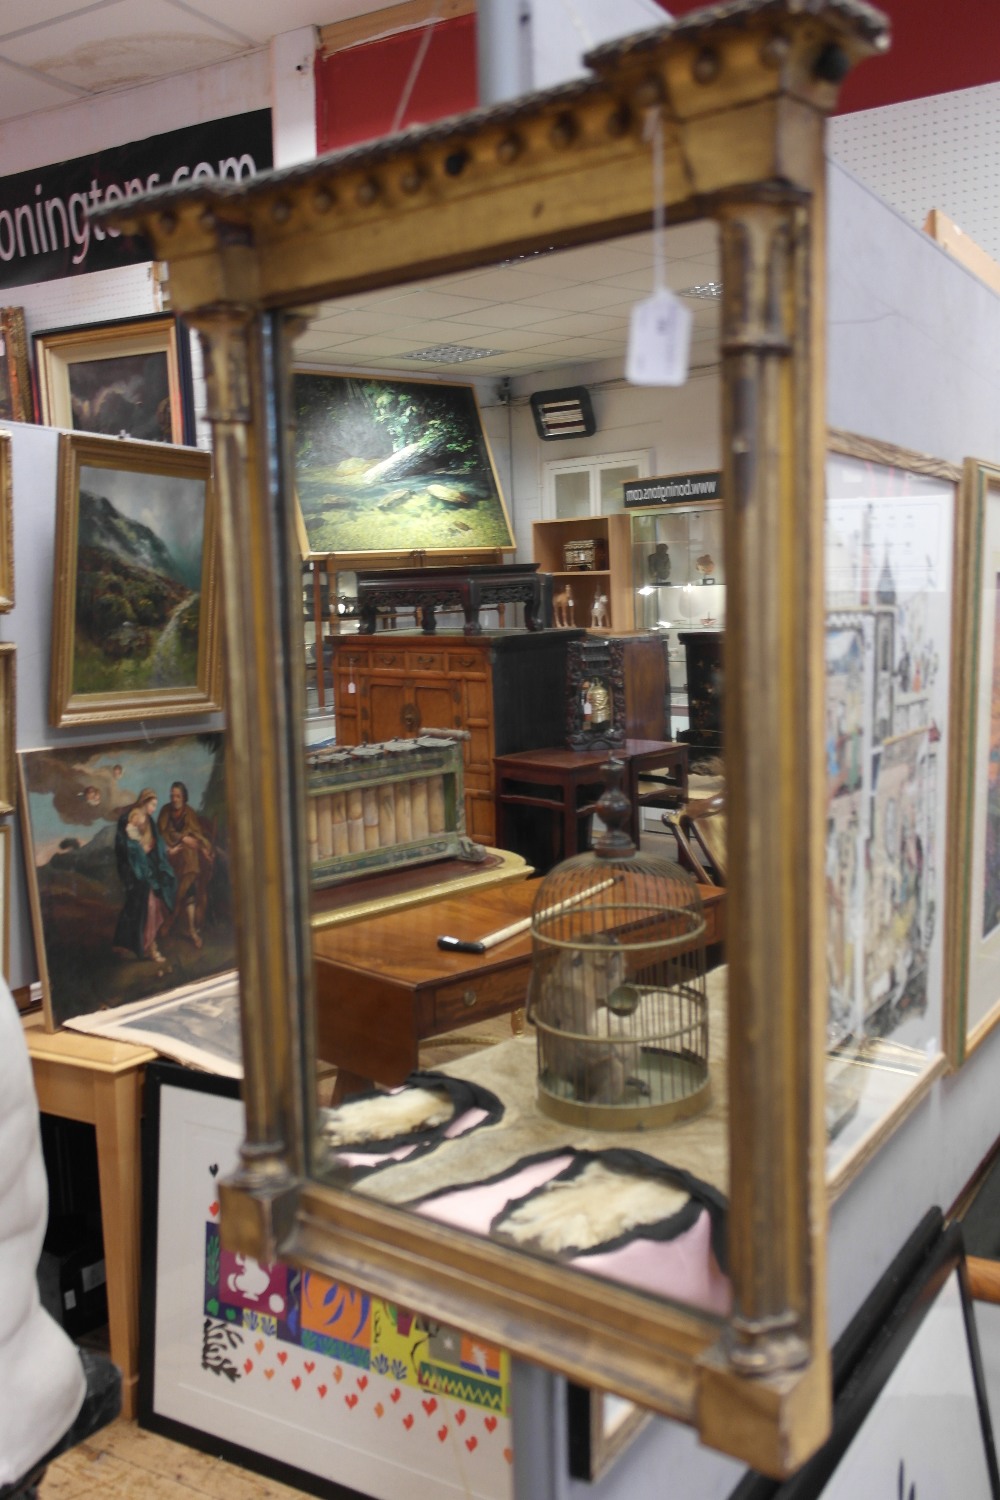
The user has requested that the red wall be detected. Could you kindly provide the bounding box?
[316,12,477,153]
[316,2,999,151]
[656,0,1000,112]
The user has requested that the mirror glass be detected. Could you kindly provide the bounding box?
[296,220,735,1329]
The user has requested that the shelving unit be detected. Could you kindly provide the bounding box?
[532,512,634,632]
[630,504,725,728]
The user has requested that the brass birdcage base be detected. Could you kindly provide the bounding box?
[537,1054,712,1132]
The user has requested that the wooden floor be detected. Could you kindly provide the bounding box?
[39,1418,315,1500]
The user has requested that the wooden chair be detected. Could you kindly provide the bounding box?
[662,789,726,887]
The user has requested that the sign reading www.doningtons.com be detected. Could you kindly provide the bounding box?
[0,110,272,290]
[623,471,722,508]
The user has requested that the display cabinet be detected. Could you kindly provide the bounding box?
[102,2,890,1477]
[631,502,725,733]
[330,630,580,845]
[533,512,634,632]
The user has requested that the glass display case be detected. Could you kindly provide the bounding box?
[631,504,725,735]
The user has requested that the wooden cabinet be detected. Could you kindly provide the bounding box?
[331,632,581,845]
[532,512,634,633]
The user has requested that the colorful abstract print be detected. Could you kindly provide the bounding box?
[203,1218,509,1418]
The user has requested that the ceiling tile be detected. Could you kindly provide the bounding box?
[3,0,246,90]
[366,288,497,319]
[515,282,642,314]
[0,55,83,118]
[453,301,556,330]
[526,311,629,338]
[177,0,371,44]
[444,266,579,300]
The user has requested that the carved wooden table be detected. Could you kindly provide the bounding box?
[355,563,552,634]
[313,880,539,1098]
[494,739,689,871]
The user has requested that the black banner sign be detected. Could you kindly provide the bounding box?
[0,110,272,290]
[623,471,722,508]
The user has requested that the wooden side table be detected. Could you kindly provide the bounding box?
[22,1017,157,1421]
[494,739,689,871]
[313,881,539,1098]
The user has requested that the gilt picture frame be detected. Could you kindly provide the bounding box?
[0,429,13,611]
[0,822,9,980]
[18,731,235,1030]
[945,459,1000,1065]
[0,308,32,424]
[50,432,222,726]
[293,372,515,562]
[34,313,194,444]
[0,642,15,815]
[823,431,959,1196]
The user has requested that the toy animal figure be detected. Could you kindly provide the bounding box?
[590,593,609,628]
[553,584,575,628]
[537,942,640,1104]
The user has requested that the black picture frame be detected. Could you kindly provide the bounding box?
[140,1061,366,1500]
[140,1061,514,1500]
[728,1210,1000,1499]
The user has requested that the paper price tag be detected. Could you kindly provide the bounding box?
[626,287,692,387]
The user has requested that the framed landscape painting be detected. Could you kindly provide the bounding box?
[293,373,515,560]
[34,313,194,444]
[0,307,32,423]
[19,732,235,1029]
[50,432,222,726]
[946,459,1000,1065]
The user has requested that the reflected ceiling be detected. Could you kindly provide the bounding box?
[294,222,721,379]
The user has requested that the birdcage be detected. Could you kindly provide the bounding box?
[526,760,711,1130]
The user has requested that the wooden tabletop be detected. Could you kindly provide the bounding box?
[493,739,681,771]
[313,879,538,986]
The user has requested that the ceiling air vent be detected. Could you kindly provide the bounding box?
[404,343,503,363]
[529,386,596,441]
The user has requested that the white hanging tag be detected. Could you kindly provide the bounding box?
[626,289,692,386]
[627,106,692,388]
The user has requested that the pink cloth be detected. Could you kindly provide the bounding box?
[415,1154,576,1235]
[572,1207,731,1315]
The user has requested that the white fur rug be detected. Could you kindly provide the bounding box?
[496,1161,690,1253]
[320,1087,454,1145]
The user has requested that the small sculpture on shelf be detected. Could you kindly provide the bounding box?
[553,584,575,628]
[582,677,612,730]
[590,593,609,629]
[695,552,715,581]
[647,542,672,584]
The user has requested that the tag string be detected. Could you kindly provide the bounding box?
[644,106,667,293]
[391,2,443,135]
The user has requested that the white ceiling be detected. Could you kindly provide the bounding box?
[297,222,721,379]
[0,0,392,121]
[0,0,721,379]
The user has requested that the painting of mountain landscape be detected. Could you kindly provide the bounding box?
[294,374,514,557]
[51,434,222,725]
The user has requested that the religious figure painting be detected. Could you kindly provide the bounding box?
[293,373,515,559]
[49,432,223,725]
[18,732,235,1029]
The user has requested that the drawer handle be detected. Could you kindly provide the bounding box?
[416,654,436,668]
[401,702,420,733]
[456,656,475,667]
[462,989,477,1009]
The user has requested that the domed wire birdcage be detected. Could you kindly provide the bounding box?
[526,759,711,1130]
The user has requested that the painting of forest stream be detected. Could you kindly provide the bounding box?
[294,374,514,557]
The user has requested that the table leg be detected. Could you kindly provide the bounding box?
[92,1069,144,1420]
[562,783,578,861]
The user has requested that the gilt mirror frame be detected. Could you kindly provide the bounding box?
[101,0,889,1476]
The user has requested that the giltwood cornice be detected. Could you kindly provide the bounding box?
[95,1,887,316]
